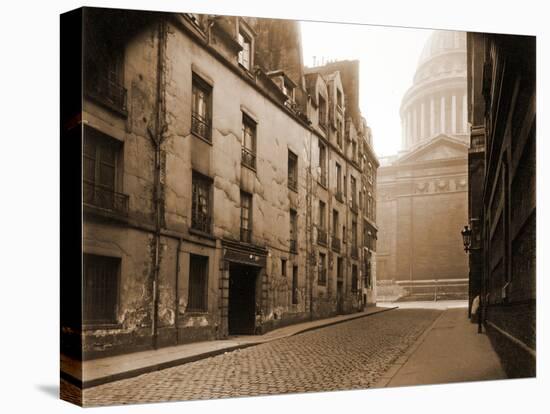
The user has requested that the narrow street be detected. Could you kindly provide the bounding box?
[67,308,441,406]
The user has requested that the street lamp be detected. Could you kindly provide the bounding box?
[461,225,472,252]
[461,223,482,333]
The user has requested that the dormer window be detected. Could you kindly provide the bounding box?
[238,31,252,70]
[319,95,327,129]
[282,79,295,101]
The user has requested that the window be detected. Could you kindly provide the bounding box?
[337,89,343,109]
[319,201,326,229]
[352,141,357,162]
[337,257,343,281]
[332,210,339,237]
[335,163,342,196]
[83,127,128,215]
[342,225,346,244]
[240,191,252,242]
[288,150,298,191]
[352,265,358,293]
[191,74,212,141]
[188,254,208,312]
[281,259,287,277]
[238,30,252,70]
[241,114,257,170]
[319,141,327,186]
[336,118,343,147]
[318,95,327,129]
[290,209,298,253]
[83,254,119,324]
[292,266,298,304]
[365,257,372,289]
[84,24,126,113]
[192,172,212,233]
[352,214,358,250]
[318,253,327,285]
[351,176,357,208]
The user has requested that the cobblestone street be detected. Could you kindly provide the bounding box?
[64,309,441,406]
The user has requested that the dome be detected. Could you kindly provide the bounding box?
[399,31,469,152]
[418,31,466,67]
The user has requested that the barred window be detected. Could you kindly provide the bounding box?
[240,191,252,242]
[188,254,208,312]
[318,253,327,286]
[83,254,120,325]
[191,75,212,141]
[191,172,212,233]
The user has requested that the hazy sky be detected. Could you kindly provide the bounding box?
[300,21,433,157]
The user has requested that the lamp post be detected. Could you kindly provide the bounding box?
[461,223,482,333]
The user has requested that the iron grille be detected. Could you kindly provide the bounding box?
[290,239,297,253]
[240,227,252,243]
[83,254,119,324]
[241,147,256,170]
[191,212,211,233]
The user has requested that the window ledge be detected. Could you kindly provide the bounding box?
[189,227,216,241]
[83,323,122,331]
[191,131,213,146]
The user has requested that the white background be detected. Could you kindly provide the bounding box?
[0,0,547,412]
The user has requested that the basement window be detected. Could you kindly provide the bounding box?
[188,254,208,312]
[83,254,120,325]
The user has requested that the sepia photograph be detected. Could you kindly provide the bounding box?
[57,1,536,409]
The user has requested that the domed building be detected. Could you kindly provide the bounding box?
[376,31,469,301]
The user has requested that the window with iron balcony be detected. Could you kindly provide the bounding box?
[191,172,212,234]
[191,74,212,142]
[241,114,257,170]
[83,127,128,217]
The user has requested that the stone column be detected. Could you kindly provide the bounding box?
[430,97,435,137]
[412,107,417,146]
[451,94,457,134]
[440,96,446,134]
[407,110,412,148]
[420,102,425,141]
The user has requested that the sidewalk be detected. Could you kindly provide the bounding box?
[62,306,395,388]
[374,306,507,388]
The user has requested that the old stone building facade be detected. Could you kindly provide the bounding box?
[467,33,536,378]
[376,31,469,300]
[66,8,378,359]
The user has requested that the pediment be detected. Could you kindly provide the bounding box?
[398,135,468,164]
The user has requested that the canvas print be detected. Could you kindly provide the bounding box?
[60,6,536,407]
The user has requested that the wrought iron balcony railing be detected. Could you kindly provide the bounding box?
[83,181,129,216]
[191,212,211,234]
[289,239,297,253]
[241,147,256,170]
[317,228,327,246]
[191,112,211,141]
[331,236,341,253]
[85,75,127,114]
[240,227,252,243]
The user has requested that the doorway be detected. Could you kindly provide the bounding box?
[337,280,344,314]
[228,263,258,335]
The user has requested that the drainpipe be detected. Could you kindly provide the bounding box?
[175,237,182,344]
[150,18,167,350]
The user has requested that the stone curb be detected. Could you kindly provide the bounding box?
[371,310,446,388]
[63,306,398,389]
